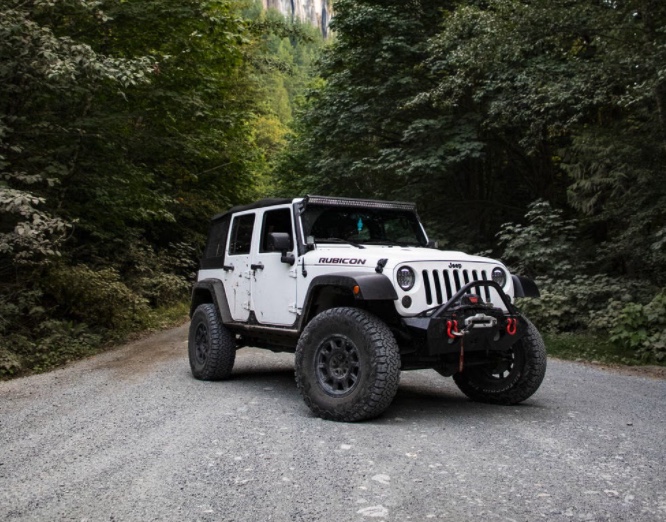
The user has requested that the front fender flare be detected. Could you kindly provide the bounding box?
[307,272,399,301]
[299,272,398,329]
[512,275,540,298]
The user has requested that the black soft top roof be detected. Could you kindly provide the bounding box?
[211,198,293,222]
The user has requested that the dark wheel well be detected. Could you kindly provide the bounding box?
[303,286,400,331]
[190,288,214,317]
[304,286,355,325]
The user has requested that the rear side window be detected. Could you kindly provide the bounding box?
[204,219,229,259]
[229,214,255,255]
[201,217,230,269]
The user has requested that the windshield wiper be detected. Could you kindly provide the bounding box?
[315,237,365,249]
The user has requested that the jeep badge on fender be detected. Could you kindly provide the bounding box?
[188,195,546,422]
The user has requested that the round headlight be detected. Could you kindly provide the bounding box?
[491,267,507,287]
[396,266,416,291]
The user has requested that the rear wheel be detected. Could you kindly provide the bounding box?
[295,307,401,422]
[188,303,236,380]
[452,318,546,404]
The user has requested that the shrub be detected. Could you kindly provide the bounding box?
[136,272,190,307]
[518,274,650,333]
[609,291,666,362]
[45,265,151,332]
[119,239,194,306]
[497,200,579,279]
[15,320,102,373]
[0,343,24,376]
[501,200,665,363]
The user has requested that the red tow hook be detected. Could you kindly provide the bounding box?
[506,318,518,336]
[446,320,461,339]
[445,320,465,371]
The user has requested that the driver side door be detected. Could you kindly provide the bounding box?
[250,206,298,326]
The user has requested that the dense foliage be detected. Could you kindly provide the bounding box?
[276,0,665,361]
[0,0,323,375]
[2,0,665,374]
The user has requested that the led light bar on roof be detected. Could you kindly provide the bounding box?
[303,195,417,212]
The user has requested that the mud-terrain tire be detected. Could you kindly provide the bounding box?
[188,303,236,380]
[453,318,546,405]
[295,307,401,422]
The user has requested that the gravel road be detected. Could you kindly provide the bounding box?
[1,324,665,521]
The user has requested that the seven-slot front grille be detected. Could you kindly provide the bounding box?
[421,268,491,305]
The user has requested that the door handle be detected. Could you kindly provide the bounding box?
[250,263,264,271]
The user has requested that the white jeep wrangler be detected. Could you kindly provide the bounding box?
[189,195,546,421]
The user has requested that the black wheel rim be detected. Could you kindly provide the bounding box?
[314,335,361,397]
[471,344,525,391]
[194,323,209,365]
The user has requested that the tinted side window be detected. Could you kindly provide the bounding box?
[201,217,230,269]
[204,218,229,259]
[229,214,255,255]
[260,208,293,252]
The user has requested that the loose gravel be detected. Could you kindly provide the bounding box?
[1,324,665,521]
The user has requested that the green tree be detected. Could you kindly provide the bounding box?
[279,0,666,279]
[275,0,449,200]
[0,0,152,267]
[245,1,326,193]
[422,0,666,280]
[0,0,272,375]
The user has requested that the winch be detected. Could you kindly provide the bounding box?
[403,281,527,357]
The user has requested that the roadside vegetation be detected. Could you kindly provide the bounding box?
[1,0,664,377]
[0,0,323,377]
[275,0,666,367]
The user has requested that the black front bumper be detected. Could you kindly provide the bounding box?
[402,281,527,356]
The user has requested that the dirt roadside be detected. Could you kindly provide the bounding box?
[566,360,666,380]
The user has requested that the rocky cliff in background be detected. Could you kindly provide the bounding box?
[263,0,333,37]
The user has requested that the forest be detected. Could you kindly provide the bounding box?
[1,0,664,376]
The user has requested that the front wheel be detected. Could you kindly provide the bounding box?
[453,318,546,404]
[295,307,401,422]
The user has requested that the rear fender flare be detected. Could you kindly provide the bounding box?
[190,279,232,323]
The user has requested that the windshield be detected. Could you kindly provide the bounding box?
[301,205,427,247]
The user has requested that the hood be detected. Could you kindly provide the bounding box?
[304,244,507,272]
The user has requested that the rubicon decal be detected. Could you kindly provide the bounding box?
[319,258,367,265]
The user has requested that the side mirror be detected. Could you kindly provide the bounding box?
[426,240,439,249]
[268,232,295,265]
